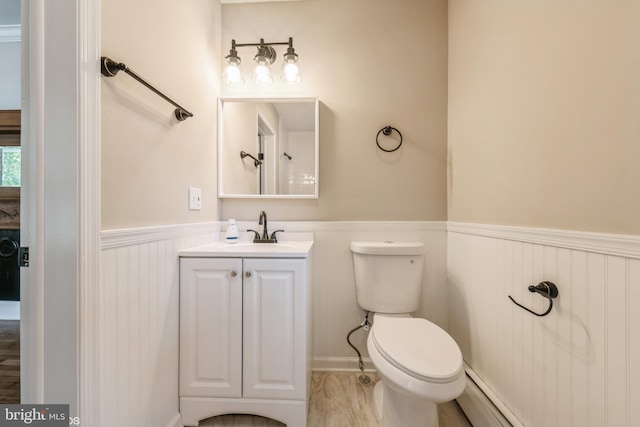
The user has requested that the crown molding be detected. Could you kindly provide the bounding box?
[0,25,20,43]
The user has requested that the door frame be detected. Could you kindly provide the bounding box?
[21,0,100,423]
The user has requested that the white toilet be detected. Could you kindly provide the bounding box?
[351,241,466,427]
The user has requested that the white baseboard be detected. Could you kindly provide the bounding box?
[165,412,182,427]
[312,356,375,373]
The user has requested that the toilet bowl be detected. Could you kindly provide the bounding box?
[367,314,466,427]
[350,241,466,427]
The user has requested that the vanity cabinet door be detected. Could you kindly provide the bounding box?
[242,258,307,400]
[180,257,243,398]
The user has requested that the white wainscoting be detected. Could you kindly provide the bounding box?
[100,223,219,427]
[301,221,448,371]
[97,221,447,426]
[448,222,640,427]
[99,220,640,425]
[228,220,448,372]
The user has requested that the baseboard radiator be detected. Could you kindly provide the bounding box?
[458,364,519,427]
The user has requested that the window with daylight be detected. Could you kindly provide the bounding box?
[0,146,20,187]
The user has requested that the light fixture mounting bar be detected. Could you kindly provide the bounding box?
[232,37,294,48]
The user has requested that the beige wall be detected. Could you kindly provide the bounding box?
[101,0,221,229]
[448,0,640,235]
[99,0,640,233]
[222,102,260,194]
[220,0,448,221]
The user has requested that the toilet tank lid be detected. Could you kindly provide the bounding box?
[350,241,424,255]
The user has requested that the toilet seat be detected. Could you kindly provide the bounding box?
[371,316,463,384]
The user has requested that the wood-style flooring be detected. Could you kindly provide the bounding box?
[0,323,472,426]
[0,320,20,404]
[199,372,472,427]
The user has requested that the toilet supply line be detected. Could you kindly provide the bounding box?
[346,311,372,384]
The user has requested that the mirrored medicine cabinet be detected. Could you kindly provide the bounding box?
[218,97,319,198]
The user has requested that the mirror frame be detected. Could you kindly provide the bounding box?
[217,97,319,199]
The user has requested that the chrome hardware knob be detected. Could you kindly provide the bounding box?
[230,271,237,277]
[245,271,252,278]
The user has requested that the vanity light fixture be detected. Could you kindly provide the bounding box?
[223,37,301,86]
[223,44,244,85]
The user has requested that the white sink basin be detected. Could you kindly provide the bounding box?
[180,240,313,258]
[230,242,296,248]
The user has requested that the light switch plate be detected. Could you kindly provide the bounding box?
[188,187,202,210]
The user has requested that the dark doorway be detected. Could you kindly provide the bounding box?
[0,230,19,301]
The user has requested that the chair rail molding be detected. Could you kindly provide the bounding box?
[447,221,640,259]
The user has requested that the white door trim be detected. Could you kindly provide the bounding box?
[77,0,102,424]
[21,0,101,422]
[20,0,44,404]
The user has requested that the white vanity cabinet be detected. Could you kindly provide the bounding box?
[179,241,312,427]
[179,257,243,399]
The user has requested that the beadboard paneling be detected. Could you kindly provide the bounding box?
[98,221,447,426]
[99,221,639,425]
[100,221,447,427]
[227,221,447,369]
[448,224,640,427]
[100,224,218,427]
[308,222,448,368]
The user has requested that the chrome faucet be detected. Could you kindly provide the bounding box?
[247,211,284,243]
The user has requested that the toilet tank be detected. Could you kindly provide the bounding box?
[351,241,424,314]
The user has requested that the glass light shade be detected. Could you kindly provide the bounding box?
[223,62,244,85]
[282,60,301,83]
[281,49,301,83]
[253,56,273,86]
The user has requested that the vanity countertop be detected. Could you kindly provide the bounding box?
[180,239,313,258]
